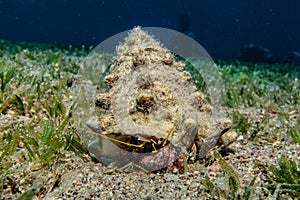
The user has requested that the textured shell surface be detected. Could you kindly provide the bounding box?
[88,27,209,148]
[77,27,235,171]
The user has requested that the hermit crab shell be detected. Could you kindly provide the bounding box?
[73,27,227,171]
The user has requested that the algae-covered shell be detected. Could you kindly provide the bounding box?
[73,27,228,171]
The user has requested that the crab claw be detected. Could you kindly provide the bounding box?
[86,116,103,134]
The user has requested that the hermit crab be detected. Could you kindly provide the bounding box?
[73,27,236,172]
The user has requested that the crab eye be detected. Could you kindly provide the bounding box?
[134,133,152,142]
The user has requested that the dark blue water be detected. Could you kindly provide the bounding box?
[0,0,299,62]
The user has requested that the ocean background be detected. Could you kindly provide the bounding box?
[1,0,300,62]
